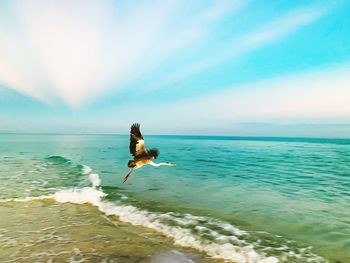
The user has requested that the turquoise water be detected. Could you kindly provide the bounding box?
[1,134,349,263]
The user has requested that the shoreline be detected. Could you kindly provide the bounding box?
[0,199,223,263]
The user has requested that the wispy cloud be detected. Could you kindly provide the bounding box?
[9,0,180,107]
[0,0,336,114]
[0,0,246,107]
[130,64,350,131]
[149,5,328,91]
[241,5,327,48]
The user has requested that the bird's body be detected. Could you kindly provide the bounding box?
[123,123,176,182]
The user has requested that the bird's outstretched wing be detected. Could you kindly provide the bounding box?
[130,123,146,157]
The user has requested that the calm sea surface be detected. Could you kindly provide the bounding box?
[0,134,349,263]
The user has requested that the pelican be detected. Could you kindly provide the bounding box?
[123,123,176,183]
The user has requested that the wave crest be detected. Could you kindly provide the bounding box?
[0,162,325,263]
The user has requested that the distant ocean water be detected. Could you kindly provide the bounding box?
[0,134,349,263]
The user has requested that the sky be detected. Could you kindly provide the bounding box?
[0,0,349,137]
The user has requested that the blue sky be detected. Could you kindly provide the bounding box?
[0,0,349,137]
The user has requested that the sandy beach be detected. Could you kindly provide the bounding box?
[1,134,349,263]
[0,199,223,263]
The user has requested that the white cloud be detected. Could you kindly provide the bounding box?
[0,20,52,103]
[11,0,180,107]
[131,64,350,129]
[242,6,326,48]
[0,0,246,108]
[0,0,333,113]
[149,5,328,91]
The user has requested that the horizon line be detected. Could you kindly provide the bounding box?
[0,131,349,141]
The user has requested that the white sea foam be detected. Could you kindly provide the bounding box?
[81,165,92,175]
[0,164,324,263]
[0,195,54,203]
[54,187,106,205]
[88,173,101,188]
[99,202,278,263]
[50,181,278,263]
[82,165,101,187]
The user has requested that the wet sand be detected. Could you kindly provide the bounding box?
[0,200,224,263]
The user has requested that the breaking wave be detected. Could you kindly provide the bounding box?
[0,161,326,263]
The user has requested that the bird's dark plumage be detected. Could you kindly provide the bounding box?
[130,123,143,139]
[147,148,159,159]
[129,123,144,157]
[129,123,159,159]
[124,123,175,183]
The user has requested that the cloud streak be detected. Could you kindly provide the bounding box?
[129,64,350,131]
[0,0,247,107]
[0,1,348,137]
[149,5,328,91]
[0,0,334,112]
[9,0,180,107]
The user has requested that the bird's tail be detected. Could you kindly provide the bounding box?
[148,148,159,159]
[123,169,134,183]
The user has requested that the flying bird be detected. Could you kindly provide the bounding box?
[123,123,176,182]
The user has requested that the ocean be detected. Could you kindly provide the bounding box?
[0,134,349,263]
